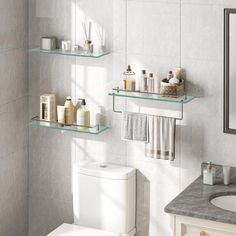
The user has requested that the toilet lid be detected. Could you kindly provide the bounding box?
[47,223,120,236]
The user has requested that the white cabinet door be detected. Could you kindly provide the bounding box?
[182,223,235,236]
[175,215,236,236]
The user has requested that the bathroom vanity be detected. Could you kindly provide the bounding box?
[169,214,236,236]
[165,165,236,236]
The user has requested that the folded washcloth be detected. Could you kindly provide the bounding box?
[145,116,176,161]
[122,112,148,142]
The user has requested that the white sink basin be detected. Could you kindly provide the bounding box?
[211,195,236,212]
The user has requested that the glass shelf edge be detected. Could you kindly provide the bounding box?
[28,48,111,58]
[108,92,195,104]
[28,118,109,135]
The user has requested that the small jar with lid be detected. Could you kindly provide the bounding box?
[123,65,136,91]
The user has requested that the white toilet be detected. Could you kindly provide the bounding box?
[47,162,136,236]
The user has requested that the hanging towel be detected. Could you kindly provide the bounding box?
[145,116,176,161]
[122,112,148,142]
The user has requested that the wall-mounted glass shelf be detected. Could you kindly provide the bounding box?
[29,116,109,135]
[109,87,195,104]
[28,48,110,58]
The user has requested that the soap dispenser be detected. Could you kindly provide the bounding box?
[76,99,90,128]
[203,162,216,185]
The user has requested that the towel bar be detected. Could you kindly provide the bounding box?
[112,93,184,120]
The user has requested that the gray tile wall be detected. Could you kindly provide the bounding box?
[0,0,28,235]
[28,0,236,236]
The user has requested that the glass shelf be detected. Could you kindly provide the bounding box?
[29,116,109,135]
[108,88,195,104]
[29,48,110,58]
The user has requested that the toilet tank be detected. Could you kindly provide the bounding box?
[72,162,136,234]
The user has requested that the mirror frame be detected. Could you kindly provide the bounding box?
[224,8,236,134]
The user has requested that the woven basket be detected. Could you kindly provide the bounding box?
[160,80,185,97]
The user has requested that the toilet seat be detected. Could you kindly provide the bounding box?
[47,223,120,236]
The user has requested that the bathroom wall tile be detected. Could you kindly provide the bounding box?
[0,96,28,159]
[127,159,180,236]
[181,3,223,61]
[0,0,28,235]
[35,0,57,18]
[0,49,28,106]
[29,194,73,236]
[28,0,40,49]
[127,1,180,57]
[0,147,28,236]
[113,0,126,53]
[0,0,27,51]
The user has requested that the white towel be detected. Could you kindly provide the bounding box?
[145,116,176,161]
[122,112,148,142]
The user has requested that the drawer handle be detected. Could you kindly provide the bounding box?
[200,231,206,236]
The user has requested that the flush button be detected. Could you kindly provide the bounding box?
[100,164,107,168]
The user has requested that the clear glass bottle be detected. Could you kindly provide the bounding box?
[203,162,216,185]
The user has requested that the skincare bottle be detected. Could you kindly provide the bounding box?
[123,65,135,91]
[64,96,75,125]
[139,70,148,92]
[167,71,174,82]
[57,105,65,124]
[76,99,90,128]
[203,162,216,185]
[147,73,155,92]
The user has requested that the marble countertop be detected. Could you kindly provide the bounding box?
[164,175,236,225]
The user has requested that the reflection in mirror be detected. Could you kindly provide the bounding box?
[224,9,236,134]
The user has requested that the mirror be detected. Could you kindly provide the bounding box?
[224,9,236,134]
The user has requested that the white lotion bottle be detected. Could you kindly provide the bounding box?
[147,73,155,92]
[57,106,65,124]
[139,69,148,92]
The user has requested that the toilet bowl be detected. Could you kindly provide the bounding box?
[47,162,136,236]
